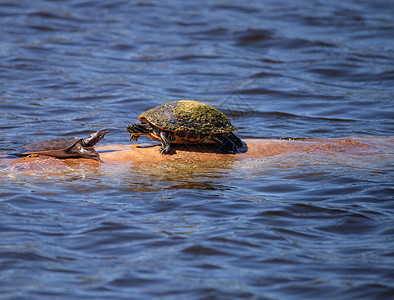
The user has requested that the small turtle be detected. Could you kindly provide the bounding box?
[127,100,243,154]
[15,130,109,161]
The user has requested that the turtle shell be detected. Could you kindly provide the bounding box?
[23,137,80,153]
[139,100,237,134]
[18,137,87,159]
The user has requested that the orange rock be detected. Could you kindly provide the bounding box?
[1,137,392,175]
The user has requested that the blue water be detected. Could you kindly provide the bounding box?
[1,0,393,299]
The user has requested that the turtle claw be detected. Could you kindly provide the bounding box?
[93,157,104,163]
[159,146,174,155]
[130,134,140,142]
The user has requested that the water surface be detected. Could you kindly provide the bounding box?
[1,0,393,299]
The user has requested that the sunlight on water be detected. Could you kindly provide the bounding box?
[1,0,393,299]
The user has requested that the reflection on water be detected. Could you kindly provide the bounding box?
[1,0,394,299]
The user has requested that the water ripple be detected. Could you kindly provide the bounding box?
[1,0,393,299]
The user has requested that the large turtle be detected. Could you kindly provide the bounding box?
[127,100,243,154]
[15,130,109,161]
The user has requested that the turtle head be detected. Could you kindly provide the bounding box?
[127,123,152,142]
[83,130,109,147]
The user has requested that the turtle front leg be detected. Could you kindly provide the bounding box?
[212,133,238,154]
[159,131,174,154]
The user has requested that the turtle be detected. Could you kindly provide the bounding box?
[15,129,109,161]
[126,100,243,154]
